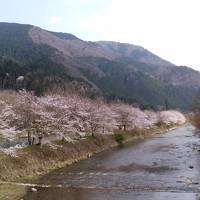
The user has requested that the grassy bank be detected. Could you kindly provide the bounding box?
[0,124,175,183]
[0,184,27,200]
[0,124,179,200]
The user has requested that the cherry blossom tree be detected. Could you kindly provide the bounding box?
[12,90,44,145]
[0,90,186,147]
[111,103,133,131]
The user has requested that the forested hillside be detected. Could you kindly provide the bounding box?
[0,22,199,109]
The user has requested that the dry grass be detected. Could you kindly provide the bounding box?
[0,135,115,182]
[191,113,200,130]
[0,184,27,200]
[0,90,18,104]
[0,124,180,199]
[0,124,178,183]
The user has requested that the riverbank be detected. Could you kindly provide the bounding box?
[24,125,199,200]
[0,124,182,200]
[0,123,186,200]
[0,124,177,183]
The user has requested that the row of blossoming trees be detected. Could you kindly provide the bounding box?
[0,90,185,145]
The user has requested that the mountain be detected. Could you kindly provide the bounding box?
[97,41,174,67]
[0,22,199,109]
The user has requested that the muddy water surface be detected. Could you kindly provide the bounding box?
[24,125,200,200]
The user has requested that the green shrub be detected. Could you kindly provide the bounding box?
[114,133,125,145]
[155,121,166,127]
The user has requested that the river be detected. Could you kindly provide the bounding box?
[24,125,200,200]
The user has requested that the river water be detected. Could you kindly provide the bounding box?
[24,125,200,200]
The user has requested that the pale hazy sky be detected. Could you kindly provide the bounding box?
[1,0,200,70]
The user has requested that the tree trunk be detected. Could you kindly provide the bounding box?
[32,137,35,145]
[38,134,43,145]
[28,130,32,145]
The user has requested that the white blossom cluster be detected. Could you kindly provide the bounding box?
[0,90,186,144]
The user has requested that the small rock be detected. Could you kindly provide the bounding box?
[87,153,91,158]
[152,162,158,166]
[176,180,184,183]
[189,166,194,169]
[31,187,37,192]
[192,182,199,185]
[57,184,62,187]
